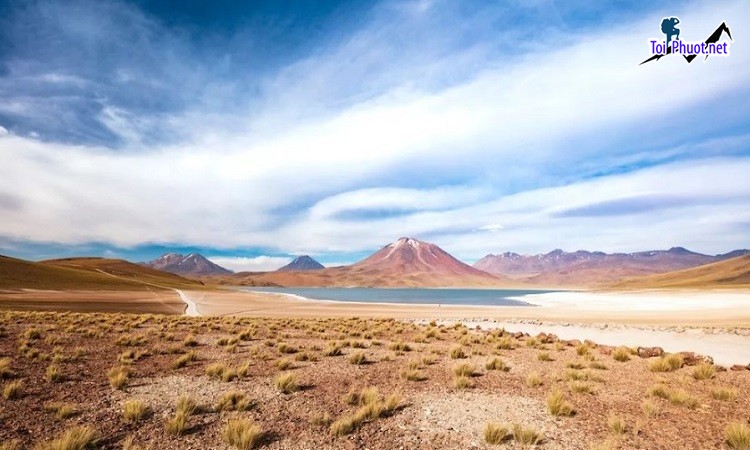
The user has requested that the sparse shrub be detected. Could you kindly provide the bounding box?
[310,412,332,426]
[649,354,683,372]
[525,337,540,348]
[537,352,553,361]
[607,415,627,434]
[324,344,343,356]
[712,387,738,401]
[454,375,473,389]
[589,361,608,370]
[452,363,476,377]
[275,373,299,394]
[641,400,660,417]
[342,390,360,405]
[496,336,515,350]
[692,363,716,380]
[484,422,510,444]
[570,381,594,394]
[612,347,630,362]
[223,419,262,450]
[182,334,198,347]
[526,372,542,387]
[44,402,78,420]
[388,341,412,352]
[449,345,466,359]
[165,411,189,436]
[216,391,254,411]
[276,358,294,370]
[4,381,22,399]
[485,357,509,371]
[171,351,198,369]
[0,440,21,450]
[575,343,590,356]
[108,366,129,390]
[0,358,14,379]
[566,362,585,370]
[402,369,426,381]
[667,390,699,409]
[348,351,366,365]
[46,364,64,383]
[512,424,543,445]
[122,400,150,423]
[725,421,750,449]
[278,343,298,354]
[176,396,197,415]
[547,390,574,416]
[648,384,670,399]
[33,426,98,450]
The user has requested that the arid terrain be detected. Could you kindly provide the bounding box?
[1,311,750,450]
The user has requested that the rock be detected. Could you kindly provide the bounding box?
[679,352,714,366]
[730,365,747,371]
[567,339,582,347]
[637,346,664,358]
[598,345,615,355]
[584,339,597,348]
[536,332,558,344]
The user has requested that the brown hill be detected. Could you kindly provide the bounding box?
[0,255,202,291]
[610,254,750,289]
[43,257,205,289]
[214,237,506,287]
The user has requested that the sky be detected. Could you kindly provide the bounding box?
[1,0,748,272]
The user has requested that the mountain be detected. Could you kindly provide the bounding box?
[611,254,750,289]
[0,255,202,291]
[213,237,505,287]
[143,253,232,276]
[277,255,324,272]
[473,248,749,287]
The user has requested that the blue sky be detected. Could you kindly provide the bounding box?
[1,0,748,271]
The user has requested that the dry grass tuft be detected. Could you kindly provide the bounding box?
[512,424,543,445]
[348,351,366,365]
[33,426,98,450]
[485,357,509,371]
[449,345,466,359]
[547,390,574,416]
[223,419,263,450]
[274,373,299,394]
[44,402,78,420]
[122,400,150,423]
[692,363,716,380]
[107,366,129,390]
[607,415,627,434]
[526,372,543,387]
[612,347,631,362]
[216,391,254,411]
[712,387,738,401]
[484,422,511,445]
[452,363,476,377]
[3,380,22,399]
[725,421,750,449]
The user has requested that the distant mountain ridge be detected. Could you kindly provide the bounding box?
[143,253,232,276]
[612,254,750,289]
[277,255,324,272]
[473,247,750,287]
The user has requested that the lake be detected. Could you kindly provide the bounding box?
[237,287,557,306]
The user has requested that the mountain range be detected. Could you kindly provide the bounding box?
[142,253,232,276]
[473,248,750,287]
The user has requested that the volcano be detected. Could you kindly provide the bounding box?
[215,237,505,287]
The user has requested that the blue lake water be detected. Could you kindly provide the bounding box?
[237,287,558,306]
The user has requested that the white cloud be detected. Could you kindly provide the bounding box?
[207,256,291,273]
[0,0,748,259]
[0,125,7,136]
